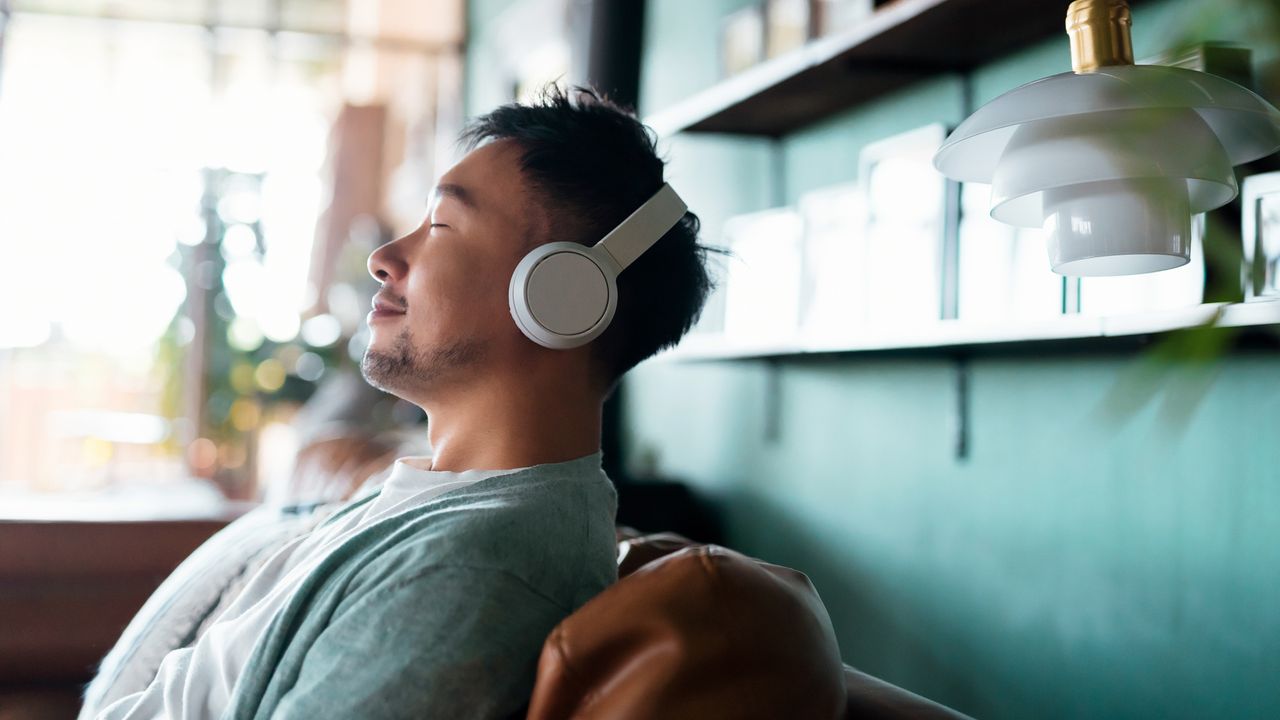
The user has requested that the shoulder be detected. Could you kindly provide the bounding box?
[354,461,618,610]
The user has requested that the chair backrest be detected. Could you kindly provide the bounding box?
[526,541,848,720]
[527,533,974,720]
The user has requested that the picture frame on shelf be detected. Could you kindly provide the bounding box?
[721,207,804,344]
[720,4,766,78]
[797,182,868,338]
[857,123,949,328]
[1242,171,1280,302]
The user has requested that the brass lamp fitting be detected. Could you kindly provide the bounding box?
[1066,0,1135,73]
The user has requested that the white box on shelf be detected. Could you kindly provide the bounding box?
[958,183,1063,322]
[719,5,766,78]
[858,123,948,327]
[721,207,804,344]
[798,182,868,339]
[765,0,813,59]
[814,0,875,38]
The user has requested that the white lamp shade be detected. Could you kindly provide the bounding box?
[934,64,1280,182]
[990,107,1236,227]
[1044,178,1192,275]
[933,62,1280,277]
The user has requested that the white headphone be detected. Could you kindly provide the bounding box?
[508,183,688,349]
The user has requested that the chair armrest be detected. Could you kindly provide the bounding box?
[842,665,974,720]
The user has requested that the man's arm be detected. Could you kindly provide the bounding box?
[261,564,570,720]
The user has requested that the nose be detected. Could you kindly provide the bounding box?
[367,233,411,284]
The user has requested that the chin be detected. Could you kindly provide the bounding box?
[361,329,487,395]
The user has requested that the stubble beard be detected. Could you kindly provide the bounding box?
[361,325,485,398]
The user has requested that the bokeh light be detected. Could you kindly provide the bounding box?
[253,358,287,393]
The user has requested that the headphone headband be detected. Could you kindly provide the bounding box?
[595,183,687,272]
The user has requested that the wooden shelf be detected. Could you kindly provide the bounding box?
[645,0,1074,137]
[639,0,1274,364]
[656,301,1280,362]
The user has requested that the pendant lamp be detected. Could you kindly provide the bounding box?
[932,0,1280,276]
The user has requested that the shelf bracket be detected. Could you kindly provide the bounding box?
[763,358,782,444]
[953,357,971,461]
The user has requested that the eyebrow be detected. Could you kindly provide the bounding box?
[432,182,477,211]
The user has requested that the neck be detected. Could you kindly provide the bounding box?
[420,370,603,473]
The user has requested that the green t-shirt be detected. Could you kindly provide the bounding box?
[225,453,618,719]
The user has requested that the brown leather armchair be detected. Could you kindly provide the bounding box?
[528,533,972,720]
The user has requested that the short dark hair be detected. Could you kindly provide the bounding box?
[461,85,716,387]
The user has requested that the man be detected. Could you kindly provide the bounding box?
[92,86,715,719]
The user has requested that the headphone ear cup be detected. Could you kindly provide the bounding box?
[509,242,618,349]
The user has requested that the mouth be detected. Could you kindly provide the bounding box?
[372,294,406,313]
[369,293,407,323]
[367,309,405,324]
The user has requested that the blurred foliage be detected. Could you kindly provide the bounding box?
[155,168,346,495]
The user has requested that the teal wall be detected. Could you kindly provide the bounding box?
[464,0,522,116]
[624,353,1280,719]
[467,1,1280,717]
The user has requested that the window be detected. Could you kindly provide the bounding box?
[0,0,462,507]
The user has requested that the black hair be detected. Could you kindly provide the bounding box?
[460,85,717,388]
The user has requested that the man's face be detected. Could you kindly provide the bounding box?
[362,140,539,401]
